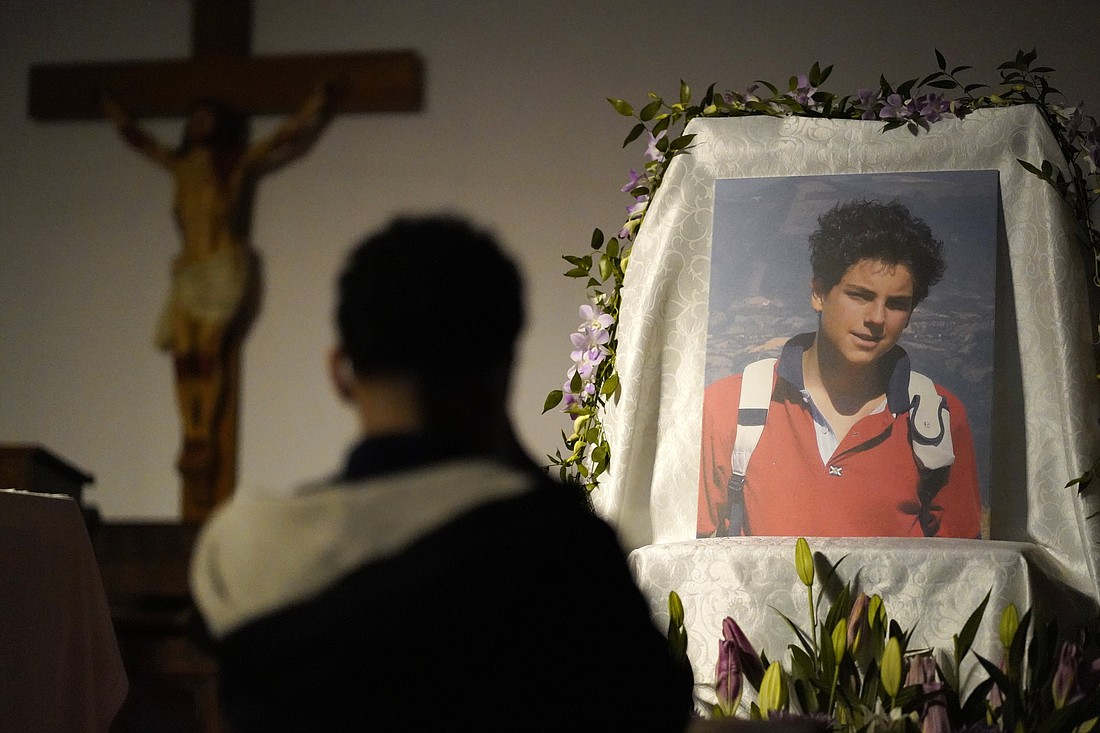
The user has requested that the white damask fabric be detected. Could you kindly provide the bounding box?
[592,107,1100,689]
[630,537,1095,708]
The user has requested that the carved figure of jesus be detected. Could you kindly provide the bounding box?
[101,84,338,509]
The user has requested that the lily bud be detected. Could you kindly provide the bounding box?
[668,590,685,624]
[881,637,902,699]
[905,653,937,688]
[666,591,688,665]
[1053,641,1082,709]
[832,618,848,664]
[868,594,885,628]
[906,653,949,733]
[715,638,742,717]
[998,604,1019,651]
[758,661,788,716]
[795,537,814,588]
[867,594,887,656]
[847,592,870,654]
[722,617,765,688]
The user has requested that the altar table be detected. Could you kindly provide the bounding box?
[0,489,127,732]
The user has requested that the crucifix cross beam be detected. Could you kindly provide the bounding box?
[28,0,423,120]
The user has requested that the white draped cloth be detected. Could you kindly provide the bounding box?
[591,106,1100,698]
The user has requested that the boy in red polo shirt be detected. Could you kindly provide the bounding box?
[698,199,982,538]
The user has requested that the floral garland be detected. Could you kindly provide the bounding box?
[667,538,1100,732]
[544,49,1100,494]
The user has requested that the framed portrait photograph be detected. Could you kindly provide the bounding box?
[697,170,998,539]
[602,110,1097,683]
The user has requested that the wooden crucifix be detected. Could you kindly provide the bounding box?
[29,0,423,523]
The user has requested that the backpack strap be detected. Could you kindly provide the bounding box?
[732,358,777,477]
[907,370,954,470]
[719,358,776,536]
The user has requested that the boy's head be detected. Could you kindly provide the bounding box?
[808,199,946,307]
[336,215,524,381]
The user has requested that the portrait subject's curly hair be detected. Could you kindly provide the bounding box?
[808,199,946,306]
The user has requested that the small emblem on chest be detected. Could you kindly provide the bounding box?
[828,465,843,477]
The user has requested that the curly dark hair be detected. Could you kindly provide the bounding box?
[336,215,524,380]
[808,199,946,306]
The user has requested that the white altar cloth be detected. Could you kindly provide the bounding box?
[0,490,127,731]
[590,106,1100,694]
[630,536,1094,705]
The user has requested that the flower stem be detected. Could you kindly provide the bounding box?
[808,585,819,660]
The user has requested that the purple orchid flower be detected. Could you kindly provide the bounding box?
[644,130,667,162]
[621,168,644,194]
[562,386,580,408]
[916,93,950,124]
[580,325,612,346]
[579,303,608,323]
[568,331,594,358]
[743,83,784,114]
[569,310,611,357]
[621,169,650,203]
[567,305,611,393]
[879,93,914,121]
[565,357,592,381]
[790,74,818,108]
[579,304,614,334]
[855,89,882,120]
[570,347,607,380]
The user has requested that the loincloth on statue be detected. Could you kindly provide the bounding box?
[155,248,249,351]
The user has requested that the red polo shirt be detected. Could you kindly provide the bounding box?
[697,336,982,538]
